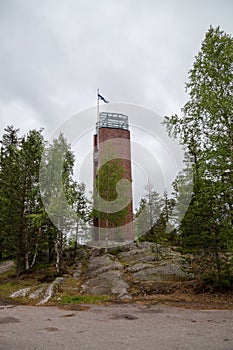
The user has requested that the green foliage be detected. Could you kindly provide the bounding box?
[164,26,233,290]
[61,294,109,304]
[0,128,90,275]
[135,182,175,244]
[69,182,92,247]
[93,157,132,242]
[40,133,76,273]
[96,159,126,201]
[0,126,21,260]
[0,127,45,275]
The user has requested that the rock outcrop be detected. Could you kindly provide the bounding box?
[82,270,131,299]
[10,287,31,298]
[38,277,64,305]
[9,278,64,305]
[78,242,187,299]
[80,254,131,299]
[9,243,190,303]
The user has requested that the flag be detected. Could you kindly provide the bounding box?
[98,93,109,103]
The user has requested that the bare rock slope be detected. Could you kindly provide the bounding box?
[9,243,189,303]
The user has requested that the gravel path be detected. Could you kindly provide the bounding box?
[0,304,233,350]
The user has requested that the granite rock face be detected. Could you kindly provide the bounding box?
[79,243,187,298]
[28,286,46,300]
[37,277,64,305]
[118,248,155,265]
[81,254,131,299]
[127,262,186,281]
[10,288,31,298]
[82,270,131,299]
[84,255,123,278]
[8,243,189,303]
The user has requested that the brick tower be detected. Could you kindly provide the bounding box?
[93,112,133,245]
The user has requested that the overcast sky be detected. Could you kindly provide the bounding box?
[1,0,233,208]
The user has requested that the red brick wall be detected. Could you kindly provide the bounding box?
[93,127,134,242]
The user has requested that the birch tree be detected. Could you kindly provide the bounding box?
[40,133,75,273]
[163,26,233,289]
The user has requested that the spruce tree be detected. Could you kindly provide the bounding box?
[0,126,21,262]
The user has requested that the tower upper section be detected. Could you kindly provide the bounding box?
[96,112,129,133]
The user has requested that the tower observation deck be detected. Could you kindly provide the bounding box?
[96,112,129,133]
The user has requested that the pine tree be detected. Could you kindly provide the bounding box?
[0,127,45,275]
[135,182,163,242]
[0,126,21,263]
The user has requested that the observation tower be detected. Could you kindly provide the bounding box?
[93,110,133,245]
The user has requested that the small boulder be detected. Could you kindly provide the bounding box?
[82,270,131,299]
[38,277,64,305]
[10,287,31,298]
[28,285,46,299]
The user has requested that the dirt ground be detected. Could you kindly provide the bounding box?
[0,303,233,350]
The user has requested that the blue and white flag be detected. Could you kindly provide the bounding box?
[98,93,109,103]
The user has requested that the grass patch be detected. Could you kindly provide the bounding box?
[0,281,18,297]
[0,267,16,282]
[61,295,109,304]
[0,264,49,303]
[62,277,81,290]
[0,279,36,303]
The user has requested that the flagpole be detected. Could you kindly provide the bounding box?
[96,89,100,244]
[97,88,100,122]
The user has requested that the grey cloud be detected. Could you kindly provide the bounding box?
[0,0,232,207]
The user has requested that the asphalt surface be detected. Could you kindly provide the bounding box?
[0,304,233,350]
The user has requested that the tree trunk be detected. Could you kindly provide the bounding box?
[55,231,63,273]
[16,209,24,277]
[25,229,30,271]
[73,220,80,259]
[25,251,30,270]
[213,230,223,291]
[30,243,38,268]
